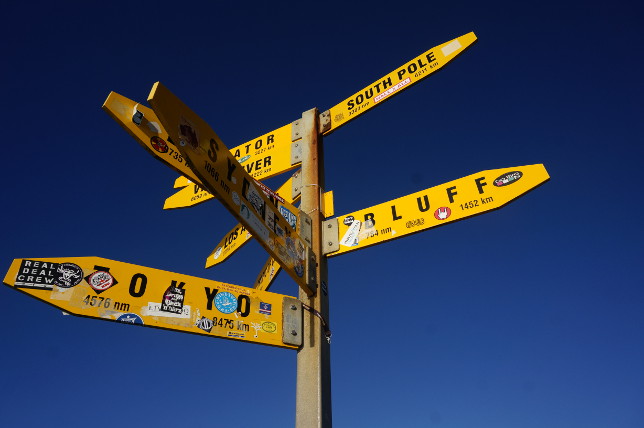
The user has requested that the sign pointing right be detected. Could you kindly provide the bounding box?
[326,164,550,257]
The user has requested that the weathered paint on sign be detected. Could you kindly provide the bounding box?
[148,82,314,295]
[206,174,300,268]
[3,257,298,349]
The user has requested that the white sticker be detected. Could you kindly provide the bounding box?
[246,184,265,214]
[142,303,191,318]
[214,247,222,259]
[240,202,270,242]
[340,220,361,247]
[441,40,462,57]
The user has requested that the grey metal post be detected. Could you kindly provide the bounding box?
[295,108,332,427]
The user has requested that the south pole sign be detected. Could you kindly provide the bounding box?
[4,32,550,428]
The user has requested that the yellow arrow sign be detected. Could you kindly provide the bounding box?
[325,32,477,134]
[103,92,199,182]
[103,92,300,209]
[255,257,281,291]
[164,180,213,209]
[207,174,299,268]
[148,82,315,295]
[327,164,550,257]
[161,32,476,209]
[3,257,301,349]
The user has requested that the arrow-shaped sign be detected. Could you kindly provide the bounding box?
[148,82,316,295]
[327,164,549,256]
[248,164,549,292]
[3,257,302,349]
[162,32,477,210]
[103,91,300,199]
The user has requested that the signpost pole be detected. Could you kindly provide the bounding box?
[296,108,332,427]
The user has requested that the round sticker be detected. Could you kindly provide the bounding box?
[117,313,144,325]
[54,263,83,288]
[434,207,451,220]
[150,136,169,153]
[262,322,277,333]
[87,271,116,292]
[214,292,238,314]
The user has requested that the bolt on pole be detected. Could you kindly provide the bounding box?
[295,107,332,427]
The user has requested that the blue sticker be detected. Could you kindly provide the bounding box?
[215,292,238,314]
[279,206,297,228]
[117,313,144,325]
[259,302,272,315]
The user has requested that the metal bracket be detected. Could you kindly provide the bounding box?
[282,297,303,347]
[132,109,143,126]
[322,218,339,255]
[291,169,302,199]
[291,118,302,141]
[305,246,318,293]
[291,140,302,166]
[319,110,331,133]
[298,211,313,248]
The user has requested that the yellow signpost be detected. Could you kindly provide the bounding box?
[3,257,302,349]
[148,82,316,295]
[327,164,549,257]
[4,30,553,428]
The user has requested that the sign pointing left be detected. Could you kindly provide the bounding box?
[3,257,302,349]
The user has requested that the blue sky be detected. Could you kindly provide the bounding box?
[1,1,642,427]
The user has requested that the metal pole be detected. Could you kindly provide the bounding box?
[296,108,332,427]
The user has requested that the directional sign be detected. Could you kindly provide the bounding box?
[207,179,334,270]
[255,257,281,291]
[104,91,303,222]
[148,82,315,295]
[327,164,550,257]
[3,257,302,349]
[207,174,299,268]
[103,91,197,181]
[164,180,213,209]
[325,32,477,134]
[103,92,299,192]
[161,32,476,209]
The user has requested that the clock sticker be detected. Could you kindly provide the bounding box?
[214,292,238,314]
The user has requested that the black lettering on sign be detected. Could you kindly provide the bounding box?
[417,195,430,212]
[208,138,219,162]
[446,186,458,203]
[226,157,237,181]
[346,77,393,110]
[391,205,402,221]
[237,295,251,317]
[244,156,272,174]
[475,177,487,194]
[129,273,147,297]
[205,287,219,310]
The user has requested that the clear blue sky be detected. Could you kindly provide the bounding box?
[1,1,642,427]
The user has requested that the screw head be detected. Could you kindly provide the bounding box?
[291,330,298,336]
[290,304,297,310]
